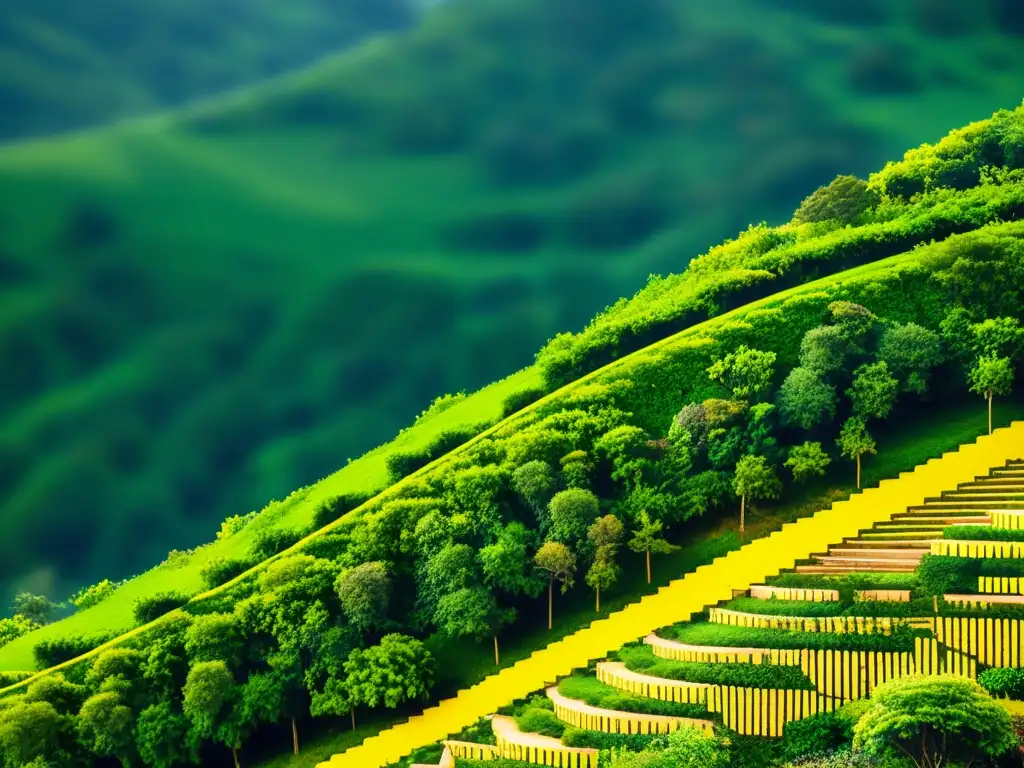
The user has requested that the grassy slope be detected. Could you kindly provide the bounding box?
[3,0,1024,596]
[251,395,1024,768]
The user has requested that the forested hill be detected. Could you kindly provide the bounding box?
[0,0,416,140]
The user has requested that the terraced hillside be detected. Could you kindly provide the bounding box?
[3,108,1024,768]
[338,439,1024,768]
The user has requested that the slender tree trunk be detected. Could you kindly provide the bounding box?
[988,390,994,435]
[740,494,746,538]
[547,575,554,630]
[856,454,861,489]
[596,584,600,613]
[493,634,500,666]
[645,550,651,585]
[233,745,241,768]
[292,717,300,755]
[351,709,356,731]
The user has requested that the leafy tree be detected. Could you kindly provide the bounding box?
[971,316,1024,359]
[848,361,898,421]
[133,592,190,625]
[853,675,1016,768]
[627,510,679,584]
[608,724,731,767]
[85,648,144,697]
[10,593,58,625]
[23,674,85,715]
[777,367,837,430]
[183,661,240,768]
[511,460,557,529]
[548,488,601,546]
[706,345,777,400]
[733,455,780,538]
[239,670,293,754]
[969,355,1014,435]
[434,586,513,665]
[342,634,434,714]
[878,322,944,394]
[792,175,877,225]
[479,522,545,600]
[335,561,391,634]
[586,546,620,612]
[588,514,624,549]
[0,700,66,766]
[184,613,243,665]
[0,613,39,646]
[534,541,576,630]
[77,691,137,766]
[837,417,877,489]
[800,325,855,374]
[560,450,591,489]
[70,579,121,611]
[785,442,831,483]
[135,701,196,768]
[418,543,477,625]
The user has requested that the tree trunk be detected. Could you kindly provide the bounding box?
[856,454,861,490]
[292,717,300,755]
[645,550,651,585]
[596,584,600,613]
[233,745,241,768]
[739,494,745,538]
[351,709,356,731]
[547,576,553,630]
[493,634,500,666]
[988,389,994,435]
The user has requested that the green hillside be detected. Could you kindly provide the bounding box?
[2,105,1024,768]
[3,0,1024,601]
[0,0,416,139]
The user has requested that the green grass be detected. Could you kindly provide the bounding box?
[557,673,712,719]
[660,622,925,653]
[615,644,815,690]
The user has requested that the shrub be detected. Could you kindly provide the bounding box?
[0,614,40,647]
[943,525,1024,542]
[724,596,931,618]
[385,422,492,483]
[617,645,814,690]
[502,386,547,418]
[312,491,375,530]
[132,592,190,626]
[768,573,920,600]
[249,527,307,561]
[793,176,878,226]
[557,675,710,718]
[299,532,351,561]
[561,727,657,751]
[781,711,852,761]
[0,671,31,687]
[516,707,565,738]
[662,622,922,652]
[199,558,254,589]
[216,511,257,541]
[69,580,122,611]
[978,667,1024,699]
[33,634,114,669]
[915,555,978,596]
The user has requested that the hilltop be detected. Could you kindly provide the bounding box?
[2,0,1024,600]
[2,104,1024,768]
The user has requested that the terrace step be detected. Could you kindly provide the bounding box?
[856,530,946,539]
[944,593,1024,606]
[794,564,918,574]
[839,538,935,549]
[940,493,1024,502]
[882,515,991,525]
[822,548,926,561]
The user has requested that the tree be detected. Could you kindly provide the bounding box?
[706,345,777,400]
[479,522,545,600]
[853,675,1016,768]
[969,355,1014,435]
[184,613,243,666]
[548,488,601,545]
[434,586,513,665]
[776,367,837,430]
[342,634,434,714]
[0,700,66,766]
[239,671,291,753]
[878,322,944,394]
[784,442,831,483]
[23,674,85,715]
[77,691,136,766]
[534,541,576,630]
[511,460,557,529]
[733,455,780,538]
[627,510,679,584]
[85,648,145,697]
[183,661,240,768]
[792,174,877,225]
[800,325,855,373]
[837,417,877,489]
[586,547,620,612]
[336,562,391,634]
[135,701,197,768]
[608,725,731,768]
[10,593,57,625]
[847,361,898,421]
[587,514,624,549]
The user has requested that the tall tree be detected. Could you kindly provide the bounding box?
[706,345,777,400]
[183,661,240,768]
[335,561,391,635]
[135,701,197,768]
[342,634,434,717]
[776,367,837,430]
[848,361,898,421]
[732,455,780,538]
[533,542,576,630]
[77,692,137,767]
[587,514,624,550]
[877,322,943,394]
[433,586,513,665]
[548,488,601,546]
[837,417,877,489]
[511,460,557,531]
[478,522,545,601]
[627,510,679,584]
[585,546,620,612]
[969,355,1014,435]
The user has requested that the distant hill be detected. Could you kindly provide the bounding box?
[0,0,416,140]
[1,0,1023,598]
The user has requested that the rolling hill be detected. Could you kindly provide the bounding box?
[2,0,1024,605]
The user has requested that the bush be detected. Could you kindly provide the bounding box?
[199,558,254,589]
[69,579,122,611]
[0,671,31,687]
[385,422,492,483]
[916,555,978,596]
[768,573,920,600]
[33,634,114,670]
[132,592,190,626]
[299,532,351,561]
[562,727,657,751]
[502,386,547,418]
[724,596,931,618]
[793,176,878,226]
[558,674,710,718]
[216,511,257,541]
[978,667,1024,699]
[312,491,375,530]
[617,645,814,690]
[781,712,852,761]
[662,622,922,652]
[516,707,565,738]
[943,525,1024,542]
[249,527,307,561]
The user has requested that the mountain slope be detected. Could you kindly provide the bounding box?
[2,0,1024,599]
